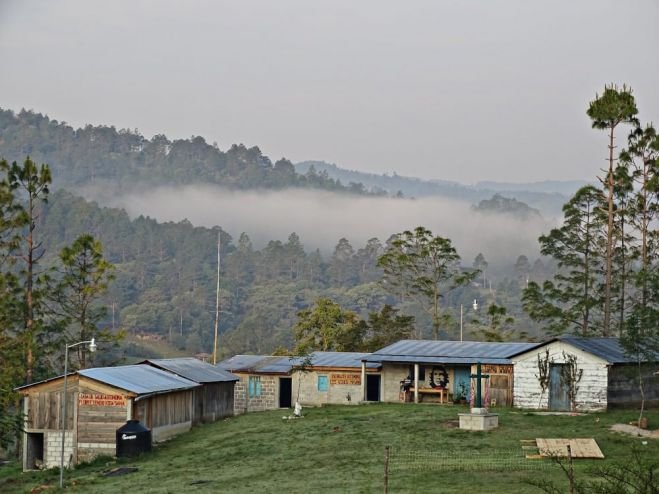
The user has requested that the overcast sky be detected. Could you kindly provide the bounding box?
[1,0,657,183]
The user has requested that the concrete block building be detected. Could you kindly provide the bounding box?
[218,351,382,413]
[362,340,536,406]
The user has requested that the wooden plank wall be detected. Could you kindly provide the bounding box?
[77,404,127,444]
[479,365,513,407]
[26,387,77,430]
[135,390,192,429]
[197,382,234,423]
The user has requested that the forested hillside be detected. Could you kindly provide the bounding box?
[0,109,376,194]
[0,107,558,363]
[36,190,550,357]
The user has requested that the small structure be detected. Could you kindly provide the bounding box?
[17,365,199,470]
[511,337,659,411]
[362,340,536,406]
[290,352,381,406]
[218,352,382,413]
[140,358,238,424]
[218,355,293,414]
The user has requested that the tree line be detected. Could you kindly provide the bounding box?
[522,85,659,344]
[0,108,386,195]
[0,158,115,449]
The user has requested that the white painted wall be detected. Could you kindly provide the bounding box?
[513,341,609,411]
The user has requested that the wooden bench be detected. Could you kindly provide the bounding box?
[410,387,449,404]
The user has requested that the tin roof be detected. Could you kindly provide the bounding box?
[79,365,200,395]
[141,358,239,383]
[364,340,537,365]
[218,351,381,373]
[298,352,380,369]
[218,355,293,374]
[510,337,659,364]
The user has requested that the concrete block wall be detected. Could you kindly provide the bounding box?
[382,364,410,402]
[44,430,73,469]
[294,371,362,406]
[233,374,278,414]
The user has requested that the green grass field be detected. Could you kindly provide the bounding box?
[1,404,657,493]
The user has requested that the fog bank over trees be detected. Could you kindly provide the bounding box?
[103,185,551,264]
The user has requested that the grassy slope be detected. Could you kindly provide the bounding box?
[1,404,658,493]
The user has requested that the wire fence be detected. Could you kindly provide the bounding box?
[387,447,555,473]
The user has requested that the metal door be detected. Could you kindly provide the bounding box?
[453,367,471,401]
[549,364,570,411]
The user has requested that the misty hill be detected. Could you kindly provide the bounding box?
[0,108,374,195]
[296,160,576,216]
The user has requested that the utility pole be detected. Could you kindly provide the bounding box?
[213,232,221,364]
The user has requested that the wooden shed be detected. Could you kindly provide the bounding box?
[140,358,238,424]
[511,337,659,411]
[17,365,199,471]
[362,340,536,406]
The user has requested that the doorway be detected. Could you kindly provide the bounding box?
[279,377,292,408]
[25,432,44,470]
[549,364,570,411]
[366,375,381,402]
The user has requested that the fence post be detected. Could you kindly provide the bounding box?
[384,446,390,494]
[567,444,575,494]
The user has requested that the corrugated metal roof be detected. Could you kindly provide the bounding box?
[218,355,293,374]
[217,355,266,372]
[510,337,659,364]
[301,352,380,369]
[141,358,239,383]
[364,340,537,364]
[369,355,514,365]
[218,352,381,373]
[79,365,200,395]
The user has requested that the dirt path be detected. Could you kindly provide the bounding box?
[610,424,659,438]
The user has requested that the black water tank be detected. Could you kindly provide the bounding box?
[116,420,152,458]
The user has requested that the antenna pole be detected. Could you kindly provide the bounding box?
[213,232,221,364]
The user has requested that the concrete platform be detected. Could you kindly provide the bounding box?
[458,410,499,431]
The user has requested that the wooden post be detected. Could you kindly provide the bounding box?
[414,364,419,403]
[567,444,575,494]
[384,446,390,494]
[361,362,366,401]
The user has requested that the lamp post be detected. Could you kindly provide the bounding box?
[60,338,97,489]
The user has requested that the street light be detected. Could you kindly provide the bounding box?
[459,300,479,342]
[60,338,97,489]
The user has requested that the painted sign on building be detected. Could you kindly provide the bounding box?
[480,365,513,375]
[330,373,361,385]
[78,393,127,407]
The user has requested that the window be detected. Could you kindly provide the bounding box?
[248,376,262,397]
[317,375,329,392]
